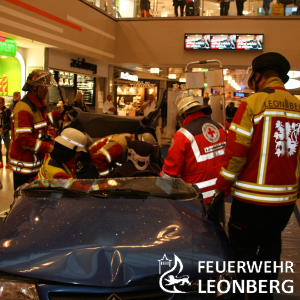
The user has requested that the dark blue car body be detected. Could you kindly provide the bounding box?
[0,177,234,299]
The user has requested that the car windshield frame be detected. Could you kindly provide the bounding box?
[23,177,198,201]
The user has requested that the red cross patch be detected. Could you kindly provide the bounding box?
[202,123,220,143]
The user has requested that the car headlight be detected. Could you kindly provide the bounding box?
[0,279,39,299]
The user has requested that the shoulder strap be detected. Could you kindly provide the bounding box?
[21,96,37,113]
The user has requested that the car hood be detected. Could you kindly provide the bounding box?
[0,195,228,287]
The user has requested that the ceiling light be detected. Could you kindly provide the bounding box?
[150,68,160,74]
[168,74,176,79]
[285,79,300,90]
[288,71,300,79]
[179,78,186,82]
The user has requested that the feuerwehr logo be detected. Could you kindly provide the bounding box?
[158,254,191,293]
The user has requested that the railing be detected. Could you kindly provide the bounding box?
[82,0,299,18]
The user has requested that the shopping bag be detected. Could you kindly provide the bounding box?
[271,2,285,15]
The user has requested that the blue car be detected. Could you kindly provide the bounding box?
[0,177,234,299]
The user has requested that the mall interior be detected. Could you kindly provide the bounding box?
[0,0,300,298]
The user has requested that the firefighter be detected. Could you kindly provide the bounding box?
[161,96,226,204]
[8,69,62,190]
[89,132,158,177]
[214,52,298,300]
[35,128,98,191]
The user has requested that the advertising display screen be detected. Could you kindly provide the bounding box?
[184,34,263,50]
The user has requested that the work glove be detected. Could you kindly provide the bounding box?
[40,134,55,143]
[208,190,225,224]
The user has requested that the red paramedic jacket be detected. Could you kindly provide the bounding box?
[161,110,226,203]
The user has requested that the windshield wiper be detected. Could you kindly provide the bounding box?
[90,188,178,199]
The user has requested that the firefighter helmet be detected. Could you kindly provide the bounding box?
[22,69,57,91]
[55,128,87,152]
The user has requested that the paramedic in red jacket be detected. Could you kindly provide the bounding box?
[215,52,298,300]
[8,70,61,190]
[161,96,226,203]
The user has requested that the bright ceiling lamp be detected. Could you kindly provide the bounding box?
[179,78,186,82]
[285,79,300,90]
[288,71,300,79]
[150,68,160,74]
[168,74,176,79]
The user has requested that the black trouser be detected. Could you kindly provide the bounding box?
[174,2,185,16]
[229,199,294,300]
[220,2,230,15]
[236,1,244,15]
[13,171,35,190]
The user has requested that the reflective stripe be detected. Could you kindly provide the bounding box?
[179,128,225,163]
[179,128,201,162]
[48,112,54,124]
[161,170,173,179]
[63,180,73,189]
[9,165,40,174]
[196,178,217,189]
[232,189,296,203]
[38,130,43,139]
[254,110,300,124]
[92,184,100,191]
[9,159,42,168]
[202,190,215,199]
[61,134,85,148]
[34,140,42,152]
[34,122,47,129]
[258,117,269,184]
[235,181,297,192]
[15,128,32,133]
[99,169,110,176]
[220,168,237,180]
[100,148,112,163]
[230,124,253,137]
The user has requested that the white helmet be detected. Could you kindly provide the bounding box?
[55,128,87,152]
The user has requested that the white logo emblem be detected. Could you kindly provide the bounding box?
[159,254,191,293]
[202,123,220,143]
[274,121,300,157]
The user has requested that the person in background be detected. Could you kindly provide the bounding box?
[59,113,73,134]
[218,0,230,15]
[73,92,89,112]
[225,101,238,123]
[140,0,151,17]
[161,96,226,204]
[8,69,62,190]
[160,96,168,134]
[140,94,156,118]
[236,0,246,15]
[9,91,21,112]
[214,52,298,300]
[263,0,271,15]
[103,94,117,115]
[173,0,186,16]
[0,97,11,169]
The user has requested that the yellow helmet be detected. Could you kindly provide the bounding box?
[137,133,156,145]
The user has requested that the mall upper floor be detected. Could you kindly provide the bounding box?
[1,0,300,71]
[84,0,299,17]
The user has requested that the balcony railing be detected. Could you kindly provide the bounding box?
[82,0,299,18]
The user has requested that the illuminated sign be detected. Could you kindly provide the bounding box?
[0,37,17,57]
[184,34,264,51]
[120,72,138,82]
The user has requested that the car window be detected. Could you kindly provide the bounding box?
[23,177,198,200]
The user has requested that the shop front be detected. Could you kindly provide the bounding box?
[46,49,108,113]
[114,68,160,117]
[0,37,25,105]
